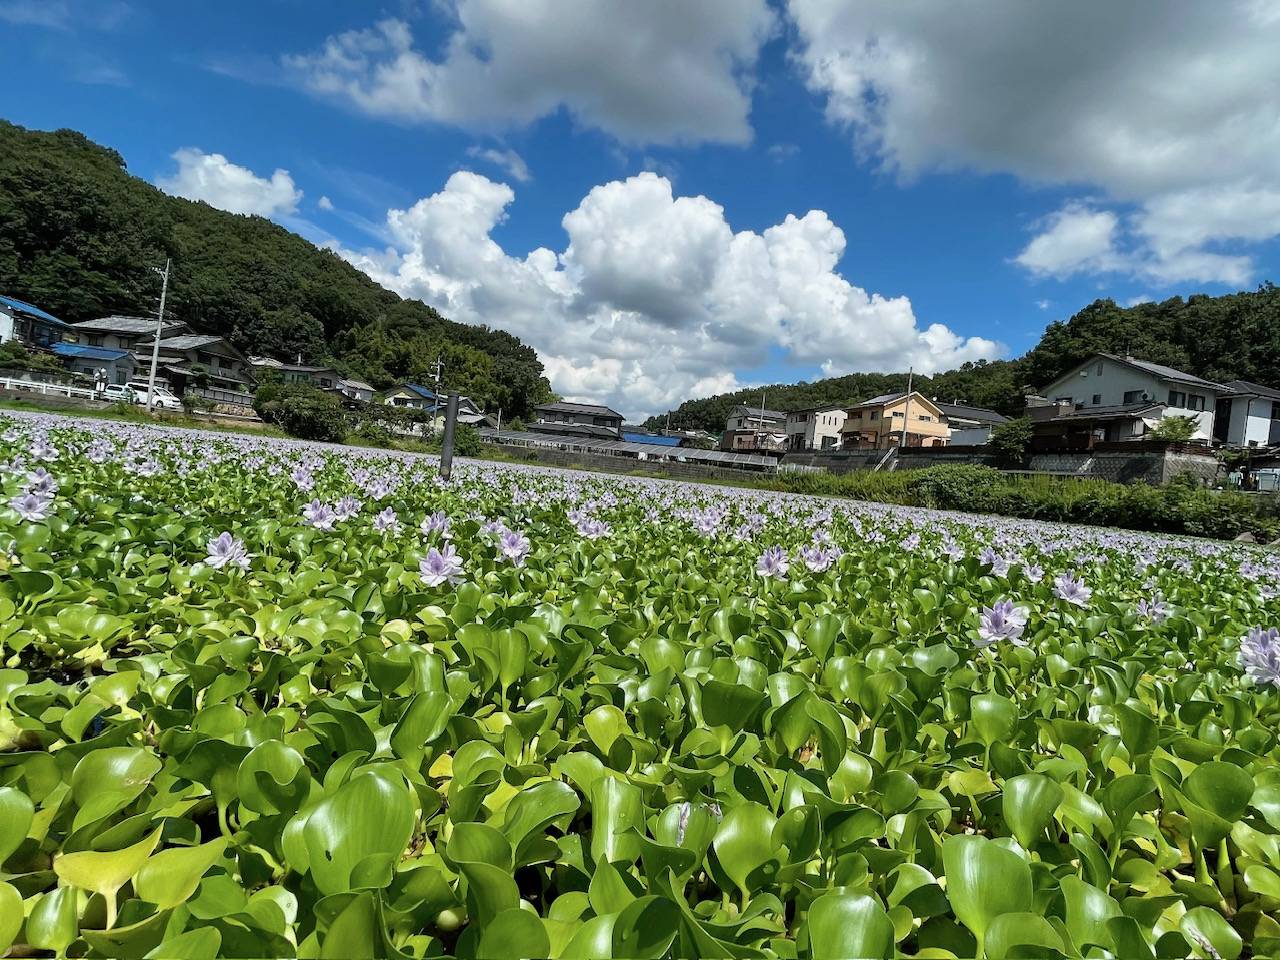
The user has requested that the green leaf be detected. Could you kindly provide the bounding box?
[590,776,644,866]
[320,891,379,960]
[0,786,34,866]
[54,826,161,925]
[712,802,778,899]
[584,704,629,754]
[1060,875,1121,954]
[0,882,21,956]
[805,892,894,960]
[941,834,1032,952]
[135,837,230,909]
[145,927,223,960]
[26,887,80,953]
[984,912,1065,960]
[613,896,681,959]
[1180,907,1242,960]
[1002,774,1063,850]
[480,907,551,960]
[970,693,1018,747]
[302,770,415,895]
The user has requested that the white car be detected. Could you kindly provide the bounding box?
[103,384,135,403]
[125,381,184,410]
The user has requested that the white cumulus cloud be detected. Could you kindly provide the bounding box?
[284,0,775,145]
[334,171,1000,419]
[157,148,302,218]
[788,0,1280,286]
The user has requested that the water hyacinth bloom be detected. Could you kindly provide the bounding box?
[577,517,611,540]
[205,532,251,571]
[302,499,338,530]
[9,490,53,521]
[373,506,401,534]
[334,495,363,520]
[498,529,531,567]
[799,544,838,573]
[1023,563,1045,584]
[976,600,1029,647]
[290,466,315,492]
[25,467,58,495]
[1137,596,1168,624]
[29,437,58,461]
[419,544,465,587]
[420,511,453,540]
[756,545,790,579]
[1054,573,1092,607]
[1239,627,1280,687]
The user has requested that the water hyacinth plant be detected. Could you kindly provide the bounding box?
[0,408,1279,959]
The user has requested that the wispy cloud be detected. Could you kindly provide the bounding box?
[465,146,532,183]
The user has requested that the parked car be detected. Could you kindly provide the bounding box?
[125,381,183,410]
[103,384,135,403]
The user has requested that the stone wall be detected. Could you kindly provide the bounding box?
[495,445,774,482]
[0,389,108,411]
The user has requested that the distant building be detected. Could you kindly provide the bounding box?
[785,405,848,451]
[1214,380,1280,447]
[270,362,343,391]
[133,334,255,396]
[721,404,787,452]
[622,430,682,447]
[1031,353,1224,445]
[841,392,950,449]
[383,383,440,410]
[381,383,492,428]
[51,343,136,385]
[0,295,73,349]
[532,401,624,439]
[73,316,189,351]
[337,378,375,403]
[934,401,1008,445]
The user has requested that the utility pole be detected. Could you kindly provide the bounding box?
[757,392,767,451]
[430,356,444,428]
[897,367,914,452]
[145,258,171,413]
[439,393,460,480]
[496,406,502,437]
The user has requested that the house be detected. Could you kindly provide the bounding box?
[840,393,951,449]
[1031,354,1224,445]
[622,430,682,447]
[934,401,1008,445]
[383,383,441,410]
[532,401,624,439]
[784,405,848,451]
[721,404,787,452]
[0,295,73,348]
[1214,381,1280,447]
[133,334,255,397]
[50,343,136,385]
[337,378,375,403]
[271,362,343,391]
[73,316,189,352]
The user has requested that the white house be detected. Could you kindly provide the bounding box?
[1034,354,1224,443]
[1215,381,1280,447]
[721,404,786,452]
[935,402,1007,445]
[784,405,847,451]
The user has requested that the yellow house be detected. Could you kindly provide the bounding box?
[840,392,951,449]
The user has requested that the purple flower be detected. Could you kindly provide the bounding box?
[1053,573,1092,607]
[9,490,53,521]
[1137,596,1168,624]
[334,494,363,520]
[900,532,921,551]
[799,544,838,573]
[290,465,315,492]
[498,529,531,567]
[420,510,453,540]
[25,467,58,496]
[577,517,611,540]
[1239,627,1280,687]
[419,544,465,587]
[977,599,1029,648]
[756,545,790,579]
[480,518,509,537]
[373,506,401,534]
[1023,563,1045,584]
[28,437,58,461]
[86,439,113,464]
[302,499,337,530]
[205,531,251,571]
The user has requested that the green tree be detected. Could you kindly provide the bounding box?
[1148,415,1200,443]
[987,417,1035,464]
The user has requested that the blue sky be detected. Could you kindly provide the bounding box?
[3,0,1278,417]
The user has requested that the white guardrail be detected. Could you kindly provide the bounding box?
[0,377,101,400]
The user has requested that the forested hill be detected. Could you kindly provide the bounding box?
[0,121,552,416]
[647,286,1280,432]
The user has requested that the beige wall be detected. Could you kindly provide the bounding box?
[841,394,951,448]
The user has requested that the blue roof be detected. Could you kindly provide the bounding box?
[52,342,132,361]
[623,432,681,446]
[402,383,437,400]
[0,295,70,328]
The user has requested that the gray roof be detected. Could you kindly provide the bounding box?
[479,429,776,469]
[856,392,907,406]
[1099,354,1224,391]
[535,400,624,420]
[729,404,786,420]
[75,316,185,335]
[1222,379,1280,401]
[527,420,620,439]
[142,334,229,351]
[935,402,1008,425]
[340,378,374,392]
[1051,401,1165,421]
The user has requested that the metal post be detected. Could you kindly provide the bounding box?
[145,258,170,413]
[439,393,460,480]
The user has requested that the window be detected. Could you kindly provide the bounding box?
[1123,390,1145,403]
[87,335,103,347]
[1272,402,1280,420]
[849,411,862,420]
[891,411,904,418]
[1187,394,1205,411]
[1092,394,1102,405]
[918,414,933,422]
[1054,396,1072,405]
[1096,361,1104,375]
[1168,390,1187,408]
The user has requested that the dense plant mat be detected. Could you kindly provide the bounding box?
[1,410,1279,959]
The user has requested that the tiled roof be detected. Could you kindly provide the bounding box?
[1222,379,1280,401]
[0,295,69,327]
[1099,354,1224,391]
[729,404,786,420]
[75,316,182,335]
[935,402,1008,424]
[1051,401,1165,421]
[535,400,624,420]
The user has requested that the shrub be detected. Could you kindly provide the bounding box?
[904,464,1007,511]
[1148,415,1200,442]
[254,383,347,442]
[349,420,395,448]
[987,417,1034,465]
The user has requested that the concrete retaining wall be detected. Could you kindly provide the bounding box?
[496,445,773,482]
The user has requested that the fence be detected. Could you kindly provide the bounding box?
[0,376,99,401]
